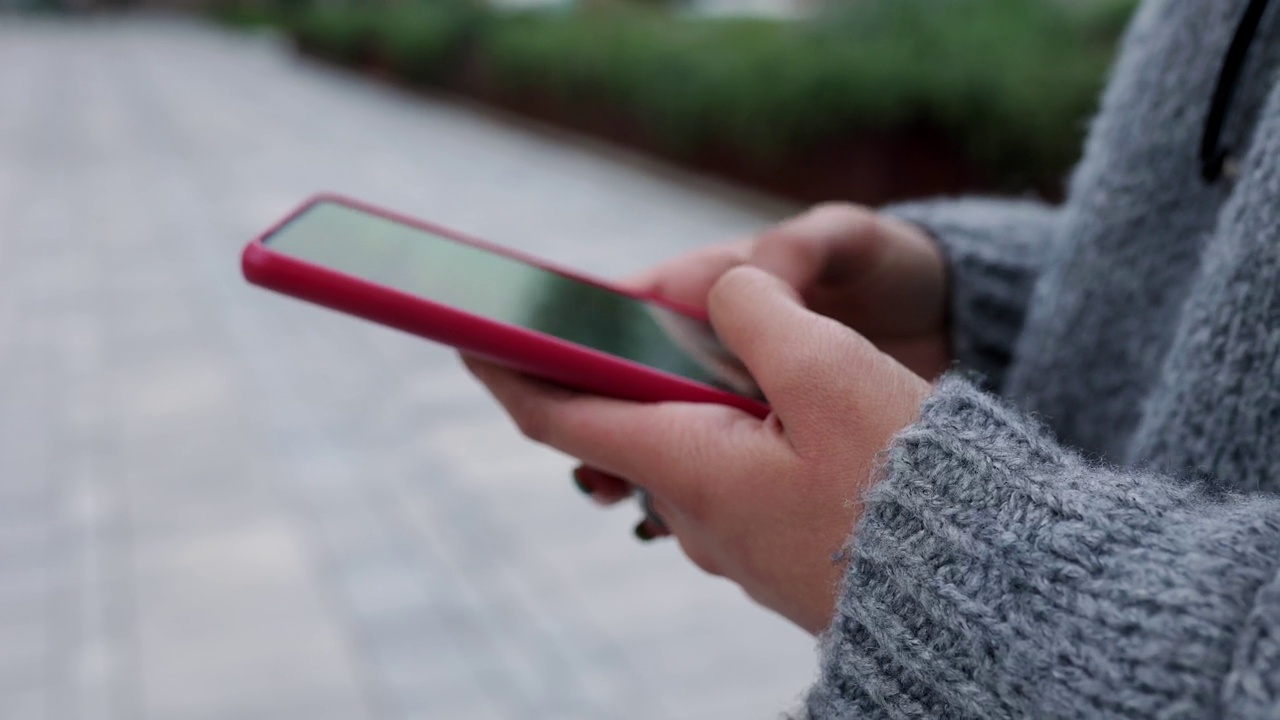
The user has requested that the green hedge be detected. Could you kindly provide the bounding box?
[210,0,305,29]
[375,1,487,84]
[482,1,1132,186]
[294,5,381,64]
[275,0,1137,192]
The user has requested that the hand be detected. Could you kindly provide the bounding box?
[630,203,950,380]
[465,267,931,634]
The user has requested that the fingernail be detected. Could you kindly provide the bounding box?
[573,474,592,495]
[634,521,656,542]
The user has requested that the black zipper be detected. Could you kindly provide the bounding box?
[1201,0,1272,182]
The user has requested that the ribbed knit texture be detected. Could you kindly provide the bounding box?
[806,1,1280,716]
[808,380,1280,718]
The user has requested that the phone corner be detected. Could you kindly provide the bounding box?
[240,241,268,284]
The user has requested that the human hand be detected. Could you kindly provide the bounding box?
[465,267,931,634]
[629,203,950,380]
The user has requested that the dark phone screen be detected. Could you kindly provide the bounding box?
[265,201,762,399]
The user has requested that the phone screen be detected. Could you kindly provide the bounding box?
[265,201,762,400]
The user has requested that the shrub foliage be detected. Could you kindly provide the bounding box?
[239,0,1138,193]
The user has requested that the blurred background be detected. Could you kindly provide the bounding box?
[0,0,1134,718]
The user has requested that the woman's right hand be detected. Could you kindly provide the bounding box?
[576,203,952,527]
[631,202,952,380]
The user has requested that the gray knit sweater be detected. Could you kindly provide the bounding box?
[805,1,1280,717]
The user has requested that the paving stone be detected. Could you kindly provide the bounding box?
[0,15,815,720]
[0,684,47,720]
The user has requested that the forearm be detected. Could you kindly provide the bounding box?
[885,199,1060,391]
[807,377,1280,719]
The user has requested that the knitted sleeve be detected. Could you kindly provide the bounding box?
[884,199,1059,391]
[806,376,1280,719]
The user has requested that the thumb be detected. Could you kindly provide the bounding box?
[707,266,882,430]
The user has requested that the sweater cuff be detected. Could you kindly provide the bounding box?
[806,377,1280,719]
[884,199,1057,391]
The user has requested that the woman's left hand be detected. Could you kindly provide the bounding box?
[464,267,930,634]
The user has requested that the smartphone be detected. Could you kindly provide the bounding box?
[241,194,769,418]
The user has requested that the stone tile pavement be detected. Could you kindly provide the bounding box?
[0,15,816,720]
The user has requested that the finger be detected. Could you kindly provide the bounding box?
[642,492,676,538]
[621,240,752,308]
[749,204,884,292]
[464,354,578,418]
[751,205,942,335]
[572,465,632,506]
[465,356,783,509]
[571,466,672,537]
[706,266,888,433]
[633,517,670,542]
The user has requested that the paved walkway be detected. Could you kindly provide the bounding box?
[0,16,815,720]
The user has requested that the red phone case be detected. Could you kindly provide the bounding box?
[241,193,770,418]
